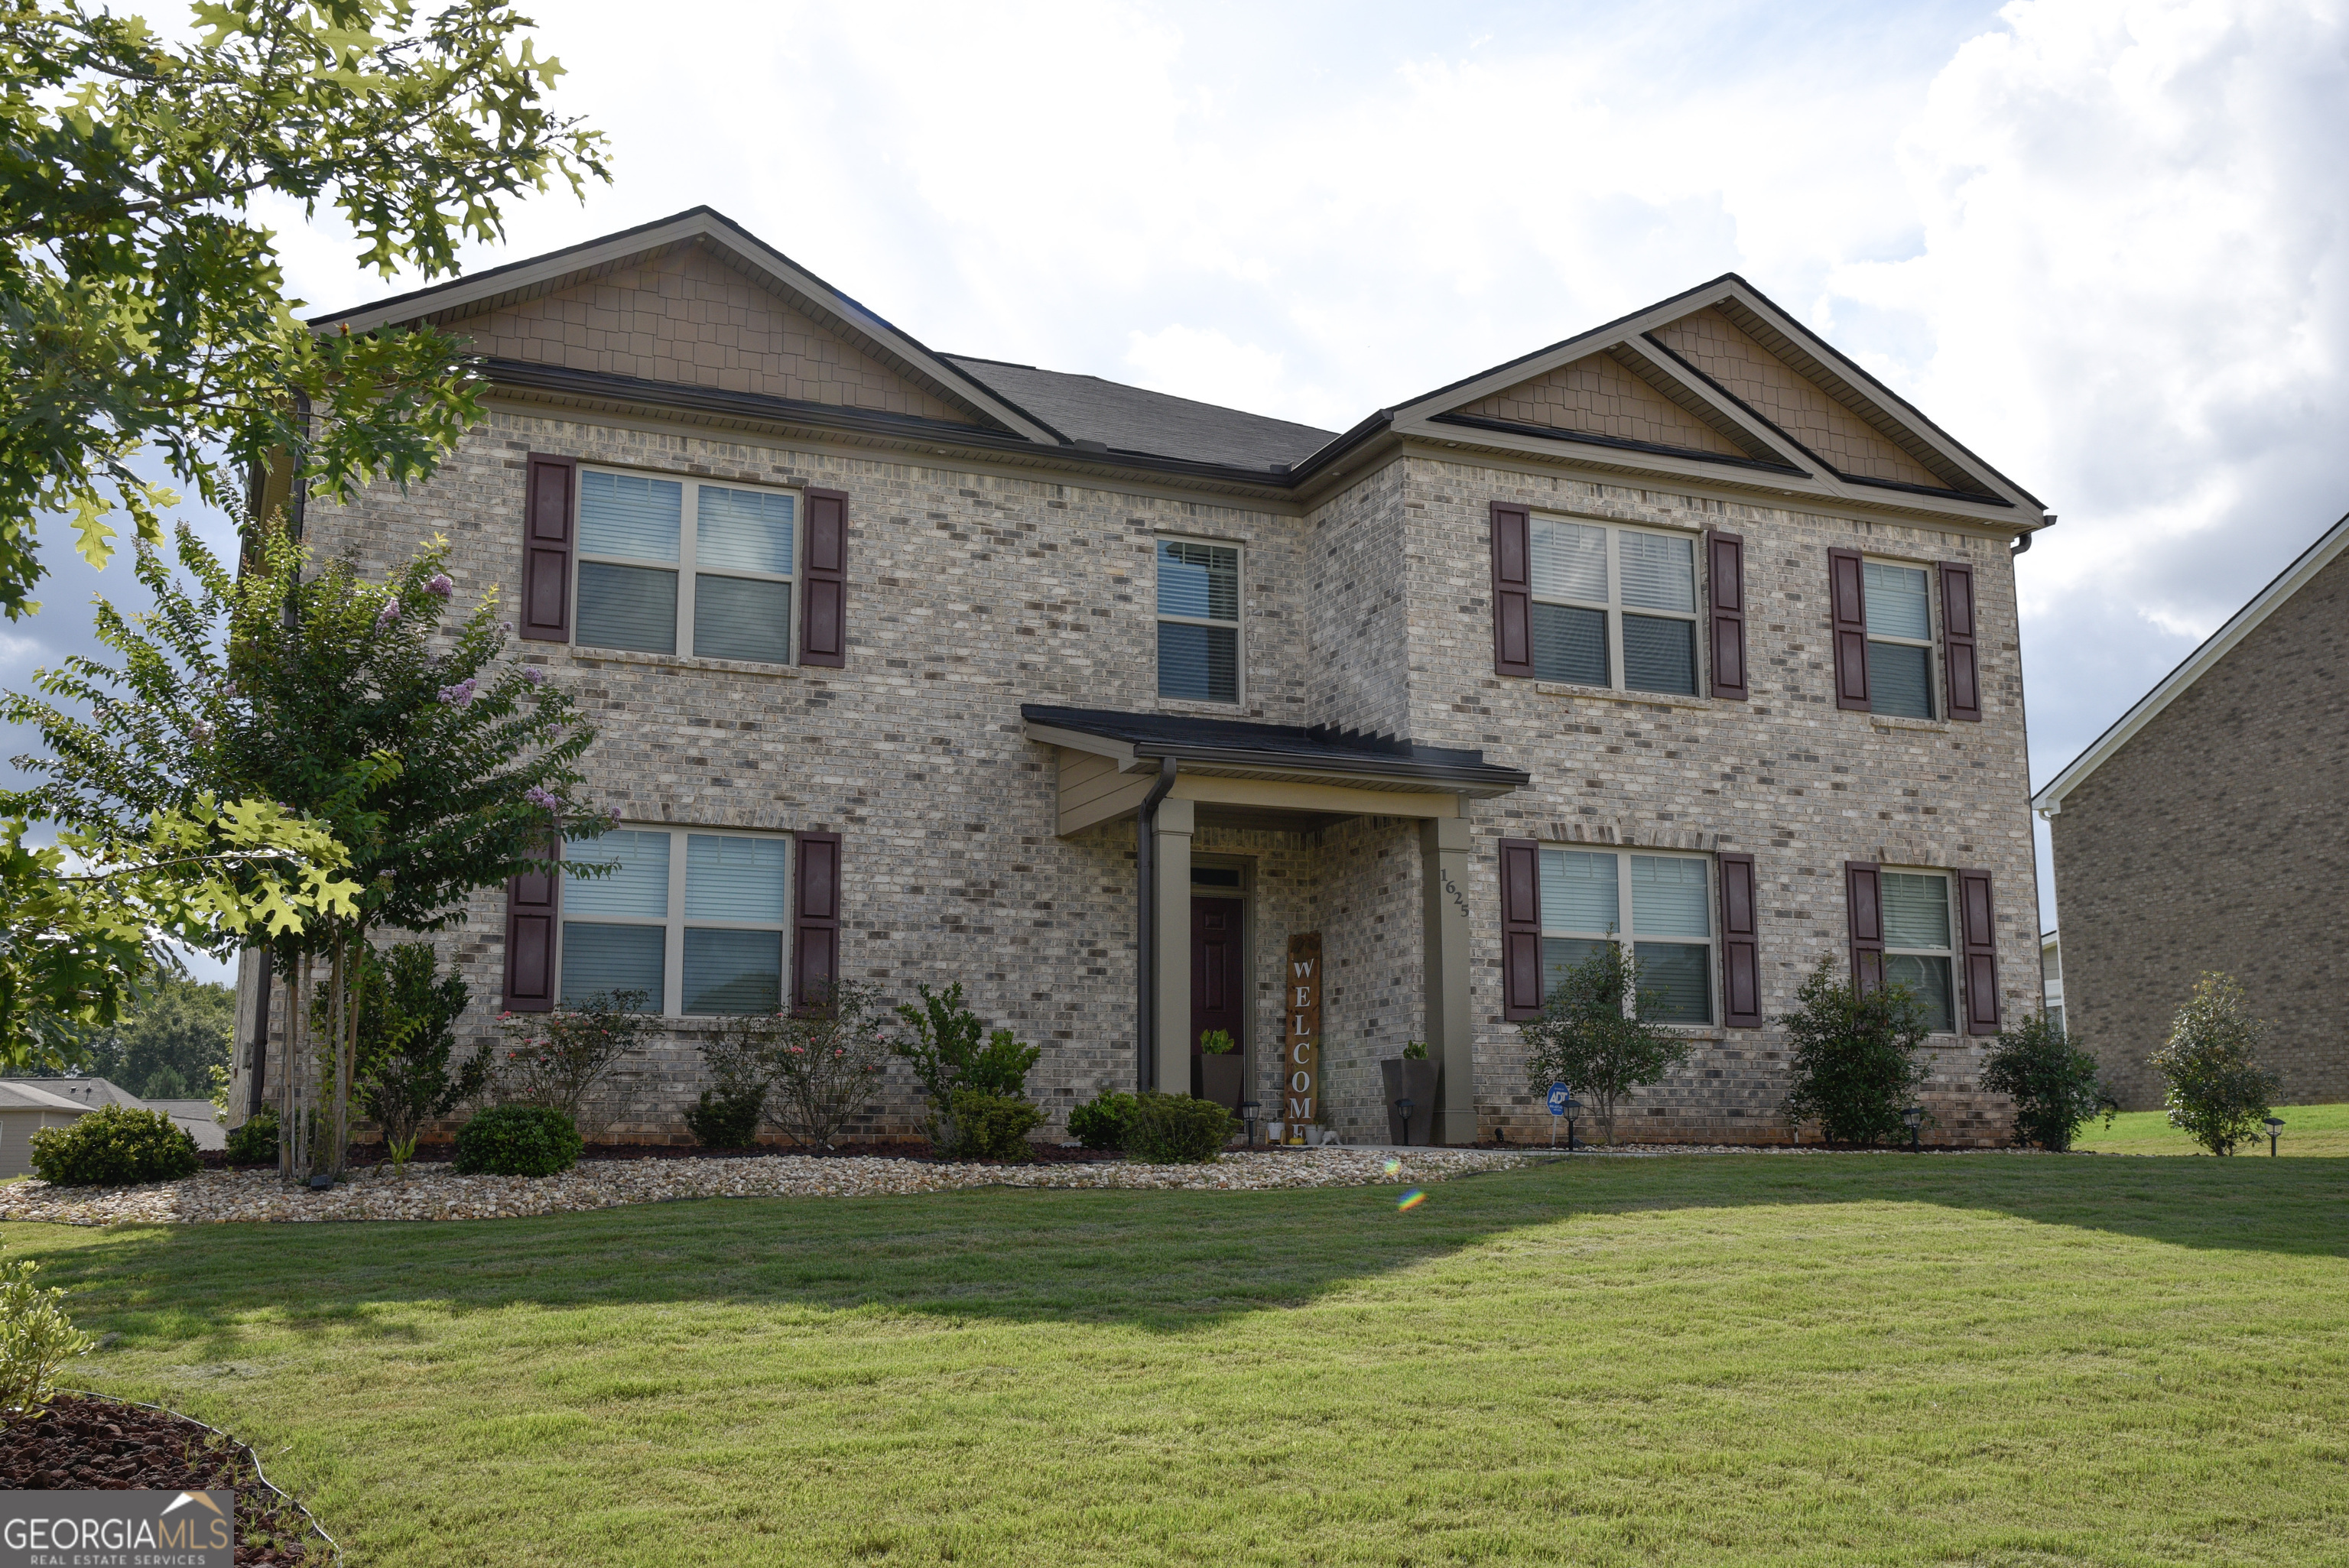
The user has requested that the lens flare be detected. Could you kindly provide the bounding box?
[1395,1188,1427,1212]
[1382,1157,1402,1179]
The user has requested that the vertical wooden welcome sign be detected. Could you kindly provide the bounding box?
[1285,933,1322,1140]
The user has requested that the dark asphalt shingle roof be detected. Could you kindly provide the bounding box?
[945,357,1337,473]
[1021,706,1529,790]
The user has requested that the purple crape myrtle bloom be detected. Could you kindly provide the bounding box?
[522,666,548,687]
[375,599,401,628]
[523,786,560,811]
[436,677,479,706]
[424,573,454,599]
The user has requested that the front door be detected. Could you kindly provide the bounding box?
[1191,898,1245,1102]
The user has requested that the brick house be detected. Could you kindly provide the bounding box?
[2033,514,2348,1109]
[229,207,2050,1146]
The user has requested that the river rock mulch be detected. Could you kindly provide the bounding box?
[0,1394,333,1564]
[0,1146,1535,1227]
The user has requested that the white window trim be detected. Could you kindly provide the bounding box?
[1880,865,1959,1035]
[1153,534,1246,706]
[1529,515,1704,697]
[1861,555,1937,719]
[560,823,794,1018]
[573,468,798,665]
[1538,845,1717,1026]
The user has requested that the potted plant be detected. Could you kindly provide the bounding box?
[1194,1028,1245,1111]
[1381,1040,1439,1145]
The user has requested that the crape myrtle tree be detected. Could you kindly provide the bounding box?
[1517,939,1692,1145]
[0,0,607,619]
[5,518,608,1177]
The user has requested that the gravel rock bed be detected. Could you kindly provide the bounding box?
[0,1146,1536,1227]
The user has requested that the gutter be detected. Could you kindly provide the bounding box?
[1133,757,1178,1092]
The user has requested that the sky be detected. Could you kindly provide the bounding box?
[9,0,2349,980]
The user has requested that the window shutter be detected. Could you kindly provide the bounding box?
[1718,852,1762,1027]
[1490,502,1534,678]
[1499,837,1543,1021]
[502,842,561,1013]
[1828,547,1870,711]
[1958,868,2001,1034]
[798,487,848,668]
[792,830,843,1008]
[519,454,576,643]
[1939,562,1981,722]
[1844,860,1885,995]
[1706,530,1749,701]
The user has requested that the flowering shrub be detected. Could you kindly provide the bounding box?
[703,982,892,1150]
[493,989,652,1138]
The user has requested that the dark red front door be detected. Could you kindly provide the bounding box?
[1191,898,1245,1056]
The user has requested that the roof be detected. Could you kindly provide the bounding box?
[2032,511,2349,813]
[2,1076,144,1110]
[944,357,1336,472]
[1020,704,1532,791]
[0,1081,92,1114]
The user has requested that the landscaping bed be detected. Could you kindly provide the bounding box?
[1,1394,332,1564]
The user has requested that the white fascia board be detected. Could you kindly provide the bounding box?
[2032,512,2349,813]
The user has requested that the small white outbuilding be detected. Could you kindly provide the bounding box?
[0,1080,91,1180]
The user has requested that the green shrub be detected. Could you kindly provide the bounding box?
[1067,1091,1137,1151]
[2,1240,95,1422]
[224,1106,280,1166]
[29,1104,199,1187]
[683,1086,765,1150]
[1980,1013,2115,1151]
[1122,1091,1236,1164]
[1779,956,1930,1146]
[2149,972,2281,1155]
[452,1104,583,1177]
[944,1089,1045,1161]
[1518,940,1691,1144]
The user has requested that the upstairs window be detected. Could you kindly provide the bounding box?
[1537,847,1714,1024]
[1529,519,1700,696]
[560,826,791,1014]
[1157,538,1240,703]
[575,470,796,664]
[1880,870,1955,1031]
[1863,561,1935,719]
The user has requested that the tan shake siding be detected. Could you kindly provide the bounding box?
[1460,352,1750,458]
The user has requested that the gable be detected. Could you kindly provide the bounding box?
[1457,349,1759,460]
[1648,307,1948,489]
[437,239,986,427]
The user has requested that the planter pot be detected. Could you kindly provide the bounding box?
[1266,1121,1285,1144]
[1196,1052,1246,1113]
[1380,1059,1440,1145]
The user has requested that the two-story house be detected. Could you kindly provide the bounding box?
[229,207,2049,1146]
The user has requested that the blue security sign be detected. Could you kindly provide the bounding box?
[1547,1083,1571,1116]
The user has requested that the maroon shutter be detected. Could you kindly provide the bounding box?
[1499,836,1544,1020]
[519,454,576,643]
[1717,852,1762,1027]
[1706,530,1749,701]
[1940,562,1981,722]
[1844,861,1885,995]
[792,831,842,1008]
[502,842,561,1013]
[1829,547,1870,711]
[1958,868,2001,1034]
[1491,502,1534,678]
[798,487,847,668]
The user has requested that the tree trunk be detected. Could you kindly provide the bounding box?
[330,925,368,1179]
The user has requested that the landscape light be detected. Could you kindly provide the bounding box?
[1902,1105,1923,1154]
[1395,1097,1415,1148]
[2264,1116,2284,1157]
[1240,1100,1262,1146]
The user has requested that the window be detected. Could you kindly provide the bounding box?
[1880,869,1955,1032]
[1863,561,1935,719]
[575,469,796,664]
[560,826,791,1014]
[1156,538,1240,703]
[1529,518,1700,696]
[1537,847,1713,1023]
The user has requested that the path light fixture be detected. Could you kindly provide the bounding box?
[1564,1087,1580,1153]
[1395,1097,1415,1148]
[1902,1105,1923,1154]
[1240,1100,1262,1147]
[2264,1115,2285,1157]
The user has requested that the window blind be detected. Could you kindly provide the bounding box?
[1541,849,1618,932]
[692,576,790,664]
[1530,518,1608,602]
[578,472,682,562]
[1880,872,1950,950]
[1630,855,1710,937]
[563,829,671,918]
[1620,531,1694,612]
[1863,562,1932,640]
[576,563,678,654]
[697,485,794,574]
[1157,541,1238,621]
[684,833,790,923]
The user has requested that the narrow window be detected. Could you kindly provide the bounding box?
[559,826,793,1015]
[1157,539,1240,703]
[1529,518,1700,696]
[574,469,796,664]
[1536,847,1714,1024]
[1880,870,1955,1031]
[1863,562,1935,719]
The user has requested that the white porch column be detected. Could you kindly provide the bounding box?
[1150,797,1195,1095]
[1421,816,1476,1144]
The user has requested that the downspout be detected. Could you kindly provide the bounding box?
[1134,757,1178,1092]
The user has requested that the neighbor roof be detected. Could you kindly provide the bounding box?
[0,1081,91,1114]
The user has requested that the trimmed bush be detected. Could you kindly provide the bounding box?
[1122,1092,1236,1164]
[683,1086,765,1150]
[1980,1014,2115,1151]
[452,1104,583,1177]
[1067,1091,1137,1151]
[2150,972,2281,1155]
[224,1106,280,1167]
[946,1089,1045,1162]
[1779,957,1931,1146]
[29,1105,199,1187]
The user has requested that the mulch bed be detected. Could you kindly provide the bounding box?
[0,1393,332,1564]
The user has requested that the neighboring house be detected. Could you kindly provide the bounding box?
[2041,930,2064,1036]
[2033,514,2349,1109]
[229,207,2048,1146]
[0,1082,88,1179]
[0,1078,227,1152]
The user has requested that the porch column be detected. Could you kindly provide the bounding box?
[1151,797,1195,1095]
[1421,816,1476,1144]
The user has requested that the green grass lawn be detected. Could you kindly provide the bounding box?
[2074,1102,2349,1157]
[7,1154,2347,1566]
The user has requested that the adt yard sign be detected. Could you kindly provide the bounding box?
[1547,1083,1571,1117]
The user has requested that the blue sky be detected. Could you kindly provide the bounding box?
[10,0,2349,978]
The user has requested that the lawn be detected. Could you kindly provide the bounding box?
[2074,1102,2349,1157]
[6,1154,2347,1566]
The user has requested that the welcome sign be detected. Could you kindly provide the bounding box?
[1285,932,1321,1138]
[2,1490,234,1566]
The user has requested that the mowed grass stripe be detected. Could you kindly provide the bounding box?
[7,1154,2345,1566]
